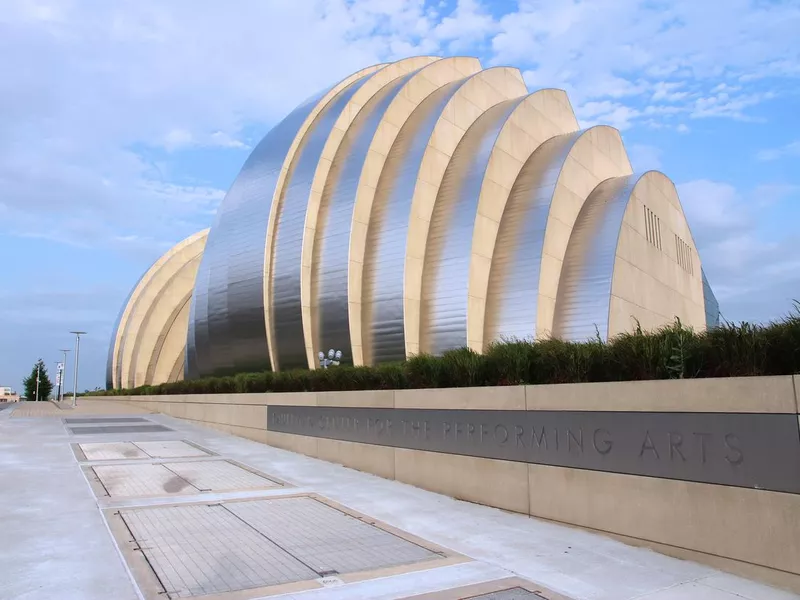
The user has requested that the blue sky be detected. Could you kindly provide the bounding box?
[1,0,798,392]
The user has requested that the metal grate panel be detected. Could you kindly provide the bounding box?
[467,588,547,600]
[69,424,172,435]
[65,417,149,424]
[226,497,437,574]
[120,497,443,598]
[121,504,317,598]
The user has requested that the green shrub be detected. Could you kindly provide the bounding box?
[89,306,800,397]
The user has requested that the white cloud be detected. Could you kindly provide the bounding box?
[690,91,775,120]
[490,0,799,126]
[163,128,194,151]
[628,144,663,171]
[161,129,248,152]
[432,0,497,51]
[756,140,800,161]
[575,101,641,130]
[751,183,800,207]
[209,131,249,149]
[651,81,688,102]
[677,180,749,232]
[677,179,800,322]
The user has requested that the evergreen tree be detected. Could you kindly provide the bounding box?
[22,359,53,401]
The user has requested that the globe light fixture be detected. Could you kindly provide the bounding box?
[319,349,343,369]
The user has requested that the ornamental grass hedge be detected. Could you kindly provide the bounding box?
[95,306,800,396]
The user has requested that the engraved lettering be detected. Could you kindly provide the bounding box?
[495,424,509,444]
[531,426,547,449]
[567,428,583,453]
[724,433,744,466]
[269,408,785,493]
[668,432,685,461]
[639,431,660,459]
[592,428,612,455]
[693,432,711,463]
[515,425,526,447]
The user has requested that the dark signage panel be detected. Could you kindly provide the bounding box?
[267,406,800,494]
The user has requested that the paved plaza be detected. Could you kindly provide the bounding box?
[1,400,797,600]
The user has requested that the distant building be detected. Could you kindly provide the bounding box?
[107,55,720,390]
[0,386,20,403]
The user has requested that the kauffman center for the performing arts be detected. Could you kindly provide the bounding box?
[107,56,720,389]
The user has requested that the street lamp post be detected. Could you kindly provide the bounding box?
[317,348,343,369]
[35,360,41,402]
[58,349,70,403]
[69,331,86,407]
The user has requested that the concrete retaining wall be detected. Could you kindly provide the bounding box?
[101,375,800,592]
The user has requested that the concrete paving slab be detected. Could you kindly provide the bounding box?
[0,415,141,600]
[401,577,569,600]
[133,440,211,458]
[93,463,200,497]
[81,442,150,460]
[164,460,279,492]
[89,460,281,499]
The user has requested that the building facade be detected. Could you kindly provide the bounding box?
[1,386,20,402]
[107,56,720,389]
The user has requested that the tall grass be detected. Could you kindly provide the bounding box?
[94,305,800,396]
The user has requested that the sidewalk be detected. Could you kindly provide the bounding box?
[1,403,796,600]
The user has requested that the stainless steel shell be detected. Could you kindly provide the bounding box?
[312,71,418,364]
[484,131,583,345]
[187,85,337,378]
[269,76,373,371]
[362,80,465,364]
[420,98,525,355]
[552,175,638,342]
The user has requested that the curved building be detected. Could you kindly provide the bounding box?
[108,56,719,388]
